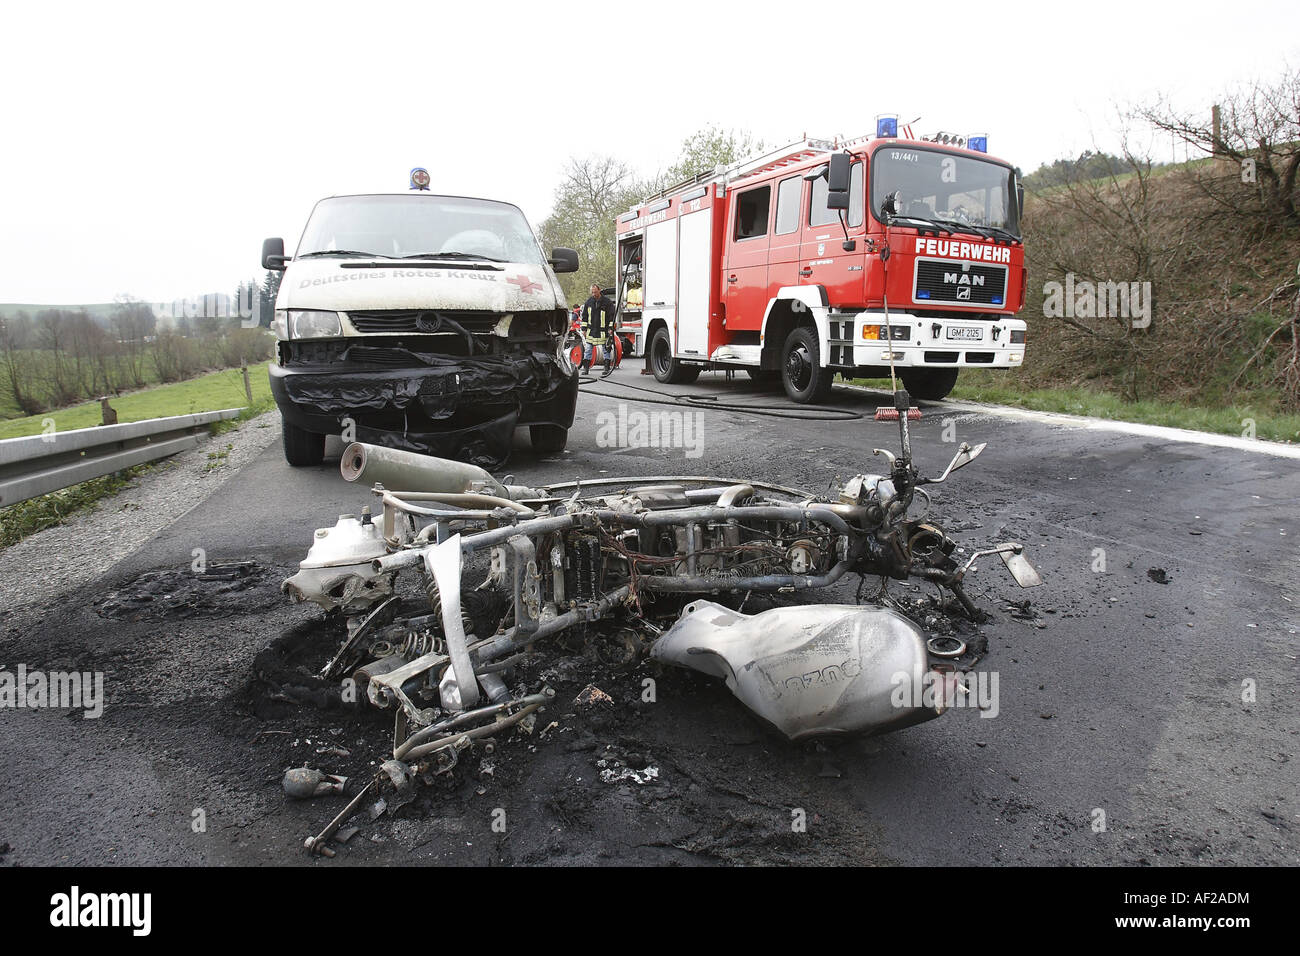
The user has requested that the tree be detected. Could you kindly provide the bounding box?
[260,270,282,328]
[0,310,42,415]
[1023,151,1137,191]
[538,155,644,300]
[111,296,156,389]
[537,126,765,301]
[1140,65,1300,228]
[662,125,765,186]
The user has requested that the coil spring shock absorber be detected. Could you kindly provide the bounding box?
[400,631,445,658]
[425,577,476,638]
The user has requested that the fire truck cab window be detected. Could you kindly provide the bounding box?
[774,176,802,235]
[810,161,864,227]
[734,186,771,240]
[870,146,1020,234]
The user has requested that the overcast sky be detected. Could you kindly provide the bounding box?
[1,0,1296,305]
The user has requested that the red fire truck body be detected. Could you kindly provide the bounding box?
[613,134,1027,402]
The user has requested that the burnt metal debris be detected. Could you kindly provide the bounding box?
[283,389,1041,855]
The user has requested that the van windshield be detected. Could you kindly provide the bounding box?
[296,195,545,265]
[872,147,1020,236]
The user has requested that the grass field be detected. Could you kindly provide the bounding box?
[0,362,278,549]
[849,370,1300,445]
[0,362,275,440]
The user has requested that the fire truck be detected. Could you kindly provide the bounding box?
[612,125,1027,402]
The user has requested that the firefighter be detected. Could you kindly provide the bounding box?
[580,282,616,377]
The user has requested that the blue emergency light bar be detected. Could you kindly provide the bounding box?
[876,115,898,138]
[968,136,988,153]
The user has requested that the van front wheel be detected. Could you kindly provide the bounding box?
[530,424,568,454]
[282,419,325,467]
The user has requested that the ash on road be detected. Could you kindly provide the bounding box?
[1,370,1296,866]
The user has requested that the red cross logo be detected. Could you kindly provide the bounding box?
[506,274,542,295]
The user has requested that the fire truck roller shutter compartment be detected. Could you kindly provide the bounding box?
[644,218,677,313]
[677,208,713,357]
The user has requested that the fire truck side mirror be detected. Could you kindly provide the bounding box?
[826,153,851,210]
[548,247,579,274]
[262,237,287,271]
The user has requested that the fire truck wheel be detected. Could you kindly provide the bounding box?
[781,327,834,404]
[529,424,568,454]
[649,327,701,384]
[900,368,959,401]
[282,420,325,467]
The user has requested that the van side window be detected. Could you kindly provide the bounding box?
[774,176,801,235]
[734,185,771,240]
[810,161,865,227]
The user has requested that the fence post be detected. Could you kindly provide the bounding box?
[241,359,253,404]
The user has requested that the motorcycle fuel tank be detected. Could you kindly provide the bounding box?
[651,601,947,740]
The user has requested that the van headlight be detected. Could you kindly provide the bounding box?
[288,309,342,339]
[272,310,289,340]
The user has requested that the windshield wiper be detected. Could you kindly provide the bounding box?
[930,219,1022,244]
[981,225,1021,243]
[298,250,396,259]
[400,252,505,262]
[884,214,963,237]
[927,218,993,240]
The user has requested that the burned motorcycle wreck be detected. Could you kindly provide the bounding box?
[282,390,1041,855]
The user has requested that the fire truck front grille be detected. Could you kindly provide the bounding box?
[913,258,1008,307]
[346,310,504,334]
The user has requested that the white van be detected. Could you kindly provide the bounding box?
[261,188,579,468]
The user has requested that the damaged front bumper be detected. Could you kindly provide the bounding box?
[269,344,578,468]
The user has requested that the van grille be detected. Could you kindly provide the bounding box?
[346,310,504,334]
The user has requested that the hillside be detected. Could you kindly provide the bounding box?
[0,302,120,322]
[1000,156,1299,418]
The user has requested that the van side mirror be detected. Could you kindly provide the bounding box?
[549,247,579,274]
[262,237,287,271]
[826,153,851,210]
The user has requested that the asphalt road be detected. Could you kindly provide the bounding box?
[2,366,1297,866]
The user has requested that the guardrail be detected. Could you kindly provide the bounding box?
[0,408,245,507]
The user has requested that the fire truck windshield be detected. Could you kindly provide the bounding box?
[296,195,545,265]
[871,147,1020,237]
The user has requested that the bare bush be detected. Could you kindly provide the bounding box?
[0,311,43,415]
[1140,65,1300,229]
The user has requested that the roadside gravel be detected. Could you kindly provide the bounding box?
[0,411,282,617]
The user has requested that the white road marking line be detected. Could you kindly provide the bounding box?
[838,384,1300,460]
